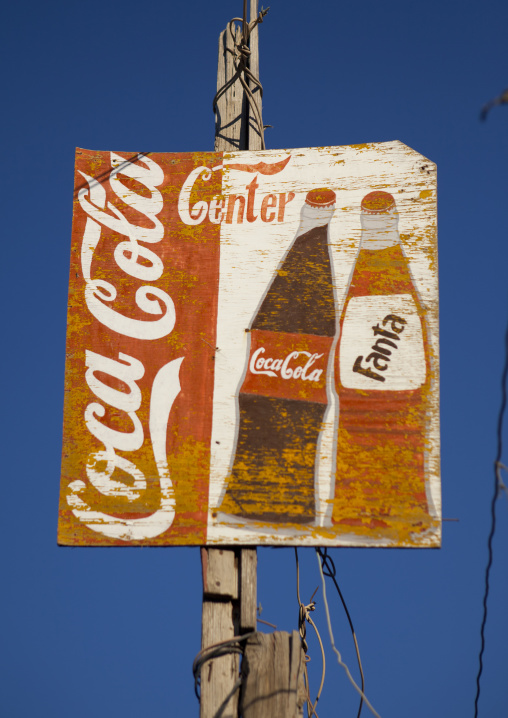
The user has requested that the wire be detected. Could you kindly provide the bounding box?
[192,631,257,701]
[73,151,151,198]
[213,4,269,149]
[495,462,508,504]
[295,548,326,718]
[315,551,382,718]
[317,548,365,718]
[474,315,508,717]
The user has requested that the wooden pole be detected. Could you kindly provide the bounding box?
[240,631,306,718]
[214,20,246,151]
[247,0,263,151]
[200,547,241,718]
[200,4,305,716]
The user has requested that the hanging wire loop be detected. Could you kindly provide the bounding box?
[317,548,367,718]
[213,5,270,150]
[315,550,382,718]
[193,631,257,702]
[295,549,326,718]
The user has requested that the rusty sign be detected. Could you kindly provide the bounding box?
[59,141,440,547]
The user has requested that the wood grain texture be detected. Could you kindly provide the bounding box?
[201,601,240,718]
[202,11,261,716]
[248,0,263,150]
[240,548,257,631]
[240,630,305,718]
[215,25,247,152]
[202,547,238,599]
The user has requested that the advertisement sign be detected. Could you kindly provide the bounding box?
[59,142,440,547]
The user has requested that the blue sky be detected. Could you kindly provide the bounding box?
[2,0,508,716]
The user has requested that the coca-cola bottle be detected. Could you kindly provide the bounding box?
[333,190,434,538]
[218,188,337,525]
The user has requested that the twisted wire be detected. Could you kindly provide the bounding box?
[295,548,326,718]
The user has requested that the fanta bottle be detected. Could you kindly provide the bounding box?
[333,190,434,539]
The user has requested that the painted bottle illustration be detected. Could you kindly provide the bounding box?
[218,188,337,524]
[333,190,433,537]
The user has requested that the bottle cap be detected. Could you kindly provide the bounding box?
[361,191,396,214]
[305,188,336,207]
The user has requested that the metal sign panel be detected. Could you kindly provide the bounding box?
[59,142,440,547]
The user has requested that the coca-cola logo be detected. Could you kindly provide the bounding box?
[249,347,324,382]
[67,152,182,542]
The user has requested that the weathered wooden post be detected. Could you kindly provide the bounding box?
[58,11,441,718]
[199,3,305,717]
[58,8,441,718]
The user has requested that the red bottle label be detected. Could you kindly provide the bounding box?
[241,328,334,404]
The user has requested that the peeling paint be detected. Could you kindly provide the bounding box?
[59,142,440,548]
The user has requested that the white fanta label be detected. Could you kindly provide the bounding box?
[340,294,426,391]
